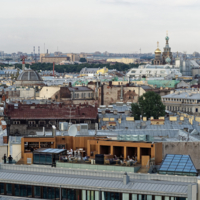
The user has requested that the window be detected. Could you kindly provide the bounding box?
[6,184,12,195]
[0,183,4,194]
[196,108,198,112]
[34,186,41,198]
[15,184,20,196]
[88,93,90,98]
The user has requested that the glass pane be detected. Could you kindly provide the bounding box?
[34,186,41,198]
[33,154,40,164]
[20,185,26,197]
[87,190,90,200]
[111,192,114,200]
[165,197,170,200]
[91,191,94,200]
[55,188,59,200]
[46,154,52,164]
[76,190,81,200]
[115,193,120,200]
[0,183,4,194]
[147,195,152,200]
[132,194,137,200]
[6,184,12,195]
[15,184,20,196]
[67,189,75,200]
[155,196,162,200]
[139,195,147,200]
[27,185,32,197]
[48,187,55,199]
[43,187,47,199]
[62,189,67,200]
[40,154,46,164]
[107,192,111,200]
[82,190,86,200]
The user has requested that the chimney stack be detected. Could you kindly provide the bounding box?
[52,125,56,137]
[123,172,129,185]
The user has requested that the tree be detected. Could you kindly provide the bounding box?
[79,58,87,62]
[131,91,165,120]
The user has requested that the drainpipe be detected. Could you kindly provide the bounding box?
[120,85,123,102]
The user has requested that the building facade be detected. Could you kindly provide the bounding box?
[162,89,200,114]
[0,164,197,200]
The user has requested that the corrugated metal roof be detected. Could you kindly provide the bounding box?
[0,170,189,196]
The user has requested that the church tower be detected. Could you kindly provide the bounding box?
[154,42,162,65]
[162,31,173,64]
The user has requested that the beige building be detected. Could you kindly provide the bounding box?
[40,54,70,64]
[98,82,146,106]
[162,89,200,115]
[37,86,60,100]
[107,58,136,64]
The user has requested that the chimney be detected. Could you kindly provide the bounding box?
[47,49,48,54]
[69,82,72,87]
[109,81,112,87]
[52,125,56,137]
[123,172,129,185]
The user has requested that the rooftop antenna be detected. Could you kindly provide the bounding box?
[44,43,45,54]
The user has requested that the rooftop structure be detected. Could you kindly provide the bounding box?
[127,65,182,79]
[159,154,197,176]
[15,69,45,87]
[0,164,197,199]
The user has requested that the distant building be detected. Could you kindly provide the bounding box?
[162,88,200,114]
[40,53,70,64]
[127,64,182,79]
[80,67,108,77]
[107,58,136,64]
[98,82,146,106]
[5,102,98,135]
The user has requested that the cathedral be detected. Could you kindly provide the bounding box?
[153,32,173,65]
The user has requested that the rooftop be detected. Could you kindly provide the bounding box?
[5,103,98,120]
[0,164,196,197]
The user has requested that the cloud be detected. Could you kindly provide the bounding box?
[99,0,200,6]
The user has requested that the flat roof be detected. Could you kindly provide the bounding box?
[0,164,195,197]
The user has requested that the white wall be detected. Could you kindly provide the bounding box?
[0,146,7,163]
[39,86,60,99]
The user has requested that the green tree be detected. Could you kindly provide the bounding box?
[131,91,165,120]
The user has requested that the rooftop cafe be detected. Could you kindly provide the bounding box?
[20,136,162,172]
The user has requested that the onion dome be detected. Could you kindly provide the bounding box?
[165,57,171,64]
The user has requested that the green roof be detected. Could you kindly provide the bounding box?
[147,80,180,88]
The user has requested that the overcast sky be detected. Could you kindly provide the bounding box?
[0,0,199,54]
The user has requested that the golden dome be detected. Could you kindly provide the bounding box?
[155,48,161,54]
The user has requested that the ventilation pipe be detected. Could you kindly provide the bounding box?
[43,127,45,136]
[52,125,56,137]
[123,172,129,185]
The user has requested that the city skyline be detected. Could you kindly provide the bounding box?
[0,0,199,53]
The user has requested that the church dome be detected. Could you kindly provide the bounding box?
[15,69,45,87]
[165,36,169,41]
[165,57,171,64]
[155,48,162,54]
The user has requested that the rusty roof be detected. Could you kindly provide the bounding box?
[5,103,97,120]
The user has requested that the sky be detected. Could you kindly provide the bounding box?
[0,0,200,54]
